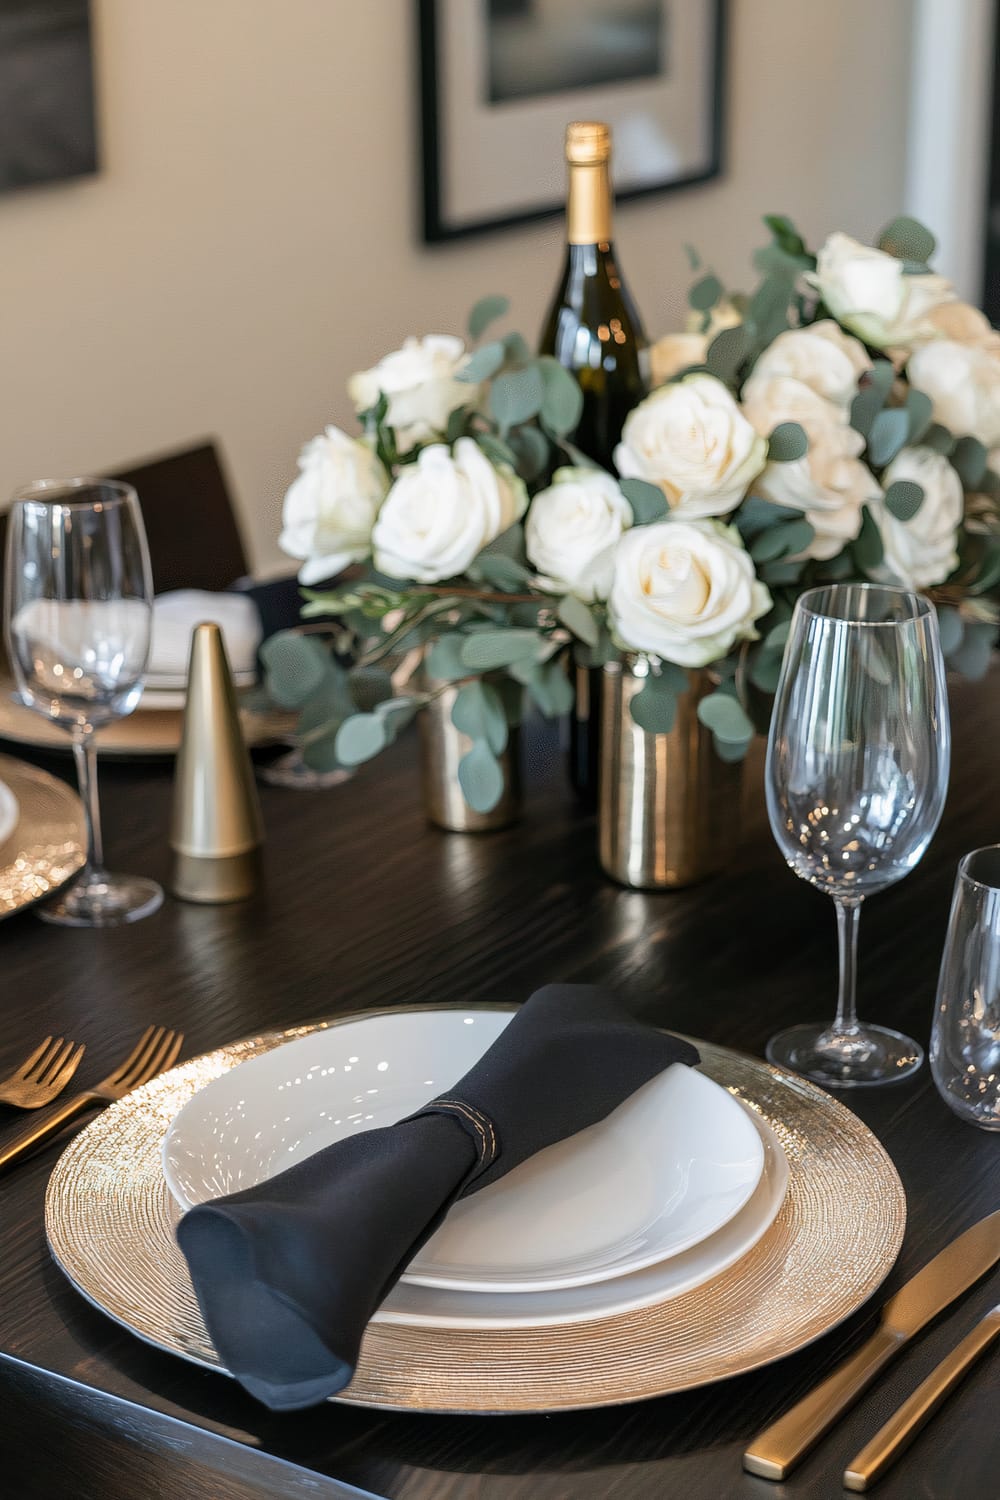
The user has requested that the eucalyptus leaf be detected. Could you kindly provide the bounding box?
[557,593,599,647]
[697,691,755,744]
[853,504,885,571]
[767,421,808,463]
[763,620,791,652]
[508,423,550,480]
[878,216,936,264]
[524,659,574,717]
[473,553,531,591]
[947,620,996,679]
[468,293,510,341]
[451,681,508,754]
[334,713,387,766]
[689,273,723,312]
[922,422,956,455]
[503,331,533,366]
[458,340,506,383]
[538,356,584,436]
[618,477,669,524]
[375,695,422,737]
[759,558,806,586]
[850,386,885,440]
[260,631,329,709]
[460,629,545,671]
[906,388,934,445]
[748,271,793,344]
[476,432,518,468]
[457,739,505,813]
[951,435,988,490]
[629,673,680,735]
[763,213,807,256]
[735,495,804,539]
[348,665,395,711]
[426,633,471,682]
[750,518,814,562]
[713,734,752,763]
[935,605,965,657]
[705,324,753,384]
[490,366,545,431]
[749,651,784,694]
[866,407,910,468]
[301,726,345,773]
[884,479,924,522]
[684,243,701,270]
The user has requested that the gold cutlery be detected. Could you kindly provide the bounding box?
[0,1036,85,1109]
[0,1025,182,1174]
[843,1302,1000,1491]
[743,1208,1000,1480]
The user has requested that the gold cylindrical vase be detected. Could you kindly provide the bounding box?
[599,660,742,889]
[418,677,520,833]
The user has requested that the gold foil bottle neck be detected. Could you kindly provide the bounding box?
[565,121,613,245]
[169,622,263,903]
[565,121,611,164]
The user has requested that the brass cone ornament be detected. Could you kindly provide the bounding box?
[170,623,263,902]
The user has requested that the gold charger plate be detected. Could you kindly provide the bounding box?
[0,752,86,918]
[0,681,291,759]
[45,1012,907,1414]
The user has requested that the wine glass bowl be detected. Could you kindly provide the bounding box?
[3,479,164,927]
[765,584,950,1087]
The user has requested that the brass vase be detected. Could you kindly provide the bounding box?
[418,676,520,833]
[598,659,742,889]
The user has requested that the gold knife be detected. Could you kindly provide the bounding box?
[743,1209,1000,1480]
[843,1303,1000,1491]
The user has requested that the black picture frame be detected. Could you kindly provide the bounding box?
[419,0,727,244]
[0,0,98,196]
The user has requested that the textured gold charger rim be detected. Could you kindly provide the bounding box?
[0,751,86,918]
[45,1007,907,1414]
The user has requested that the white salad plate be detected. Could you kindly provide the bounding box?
[163,1008,765,1294]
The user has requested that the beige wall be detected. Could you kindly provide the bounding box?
[0,0,913,573]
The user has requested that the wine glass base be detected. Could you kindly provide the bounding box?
[766,1022,923,1088]
[38,872,164,928]
[258,751,353,790]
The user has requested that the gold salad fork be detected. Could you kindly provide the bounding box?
[0,1036,85,1109]
[0,1024,183,1173]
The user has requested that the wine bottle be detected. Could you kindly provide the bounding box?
[539,121,647,802]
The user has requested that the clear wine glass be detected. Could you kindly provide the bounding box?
[3,478,163,926]
[765,583,950,1087]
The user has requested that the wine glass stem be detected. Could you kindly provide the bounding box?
[832,897,862,1036]
[72,730,106,874]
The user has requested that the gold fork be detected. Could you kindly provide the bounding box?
[0,1036,86,1109]
[0,1025,183,1173]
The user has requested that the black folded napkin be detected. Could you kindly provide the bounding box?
[176,984,698,1410]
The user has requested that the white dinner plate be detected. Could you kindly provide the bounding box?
[0,778,19,849]
[138,670,257,710]
[370,1105,788,1328]
[163,1009,765,1294]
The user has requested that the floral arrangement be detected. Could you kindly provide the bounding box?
[266,215,1000,812]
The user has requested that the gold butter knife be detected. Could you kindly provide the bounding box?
[743,1209,1000,1481]
[843,1303,1000,1491]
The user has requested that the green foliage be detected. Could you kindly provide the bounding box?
[705,324,754,385]
[490,366,545,432]
[347,665,395,711]
[884,480,924,522]
[735,495,805,542]
[472,553,532,591]
[619,477,669,524]
[749,518,814,562]
[922,422,956,455]
[523,659,574,717]
[853,505,885,571]
[460,629,547,671]
[459,340,506,382]
[628,662,688,734]
[866,407,910,468]
[767,422,808,463]
[697,690,755,759]
[948,620,996,679]
[468,294,510,341]
[458,739,505,813]
[451,681,508,754]
[906,389,934,445]
[935,605,964,656]
[538,356,584,436]
[952,436,988,490]
[260,632,329,709]
[877,216,936,264]
[689,273,723,312]
[334,713,387,766]
[426,633,473,681]
[557,593,599,647]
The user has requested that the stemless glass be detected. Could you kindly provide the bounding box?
[3,479,164,926]
[930,846,1000,1130]
[765,583,950,1087]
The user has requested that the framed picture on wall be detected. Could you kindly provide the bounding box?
[418,0,727,243]
[0,0,98,194]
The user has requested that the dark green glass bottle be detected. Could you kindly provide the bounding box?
[539,121,648,800]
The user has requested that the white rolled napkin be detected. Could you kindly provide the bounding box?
[149,591,262,680]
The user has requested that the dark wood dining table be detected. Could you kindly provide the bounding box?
[1,673,998,1500]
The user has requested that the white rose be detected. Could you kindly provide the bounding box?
[614,374,767,519]
[873,446,963,589]
[279,426,389,585]
[907,339,1000,446]
[347,334,474,448]
[807,232,955,349]
[609,518,771,668]
[749,320,870,409]
[755,426,879,560]
[741,374,879,559]
[649,332,708,385]
[372,437,527,583]
[525,468,632,601]
[919,301,1000,352]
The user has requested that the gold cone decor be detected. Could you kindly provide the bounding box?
[170,623,263,902]
[599,660,741,889]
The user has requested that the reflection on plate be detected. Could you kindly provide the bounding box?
[0,752,86,919]
[0,778,19,848]
[163,1011,765,1293]
[45,1014,907,1414]
[0,682,291,759]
